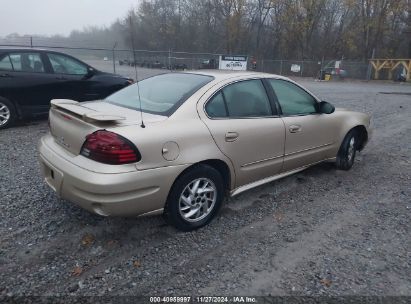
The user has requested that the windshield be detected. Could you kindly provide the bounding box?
[105,73,214,116]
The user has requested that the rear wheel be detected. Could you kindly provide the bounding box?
[336,130,358,170]
[164,164,224,231]
[0,99,16,129]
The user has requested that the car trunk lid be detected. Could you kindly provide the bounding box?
[49,99,166,155]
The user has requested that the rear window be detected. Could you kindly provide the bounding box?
[9,52,45,73]
[105,73,213,116]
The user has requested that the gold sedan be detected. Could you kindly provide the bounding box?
[39,71,371,231]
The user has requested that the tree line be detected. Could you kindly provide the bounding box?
[6,0,411,61]
[128,0,411,60]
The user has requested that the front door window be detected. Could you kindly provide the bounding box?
[47,53,88,75]
[268,79,317,115]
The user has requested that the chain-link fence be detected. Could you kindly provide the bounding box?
[0,36,370,80]
[255,59,369,80]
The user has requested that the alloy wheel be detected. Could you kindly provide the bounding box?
[178,178,217,223]
[347,137,355,161]
[0,102,11,127]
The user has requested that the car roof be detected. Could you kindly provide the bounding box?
[0,47,49,53]
[184,70,288,81]
[0,48,77,56]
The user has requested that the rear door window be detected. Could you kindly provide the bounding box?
[9,53,45,73]
[205,92,227,118]
[205,79,273,118]
[0,55,13,71]
[223,80,272,117]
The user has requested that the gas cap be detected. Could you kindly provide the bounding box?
[162,141,180,161]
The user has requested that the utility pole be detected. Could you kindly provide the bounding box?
[168,49,172,71]
[407,0,411,58]
[112,42,118,74]
[366,48,375,81]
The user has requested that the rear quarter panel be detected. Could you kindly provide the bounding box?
[111,118,236,188]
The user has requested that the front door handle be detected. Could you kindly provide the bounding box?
[0,73,12,78]
[289,125,302,133]
[225,131,239,142]
[55,76,67,80]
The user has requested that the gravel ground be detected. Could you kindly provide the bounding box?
[0,76,410,299]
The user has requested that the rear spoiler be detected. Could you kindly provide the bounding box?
[50,99,126,122]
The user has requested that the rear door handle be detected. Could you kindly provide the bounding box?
[55,76,67,80]
[0,73,12,78]
[289,125,302,133]
[225,132,239,142]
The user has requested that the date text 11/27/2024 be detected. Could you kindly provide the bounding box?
[149,296,257,303]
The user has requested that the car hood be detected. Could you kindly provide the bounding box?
[97,72,126,78]
[335,107,349,112]
[92,71,131,81]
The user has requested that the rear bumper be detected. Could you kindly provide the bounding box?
[39,134,189,217]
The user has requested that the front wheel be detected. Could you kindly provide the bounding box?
[164,164,224,231]
[336,130,358,170]
[0,99,16,129]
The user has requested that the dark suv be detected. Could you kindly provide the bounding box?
[0,48,133,129]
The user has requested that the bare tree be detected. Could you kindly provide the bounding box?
[41,0,410,61]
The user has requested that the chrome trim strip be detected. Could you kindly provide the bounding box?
[137,208,164,217]
[241,154,283,168]
[284,142,333,157]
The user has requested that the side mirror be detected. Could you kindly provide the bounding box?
[319,101,335,114]
[83,67,94,79]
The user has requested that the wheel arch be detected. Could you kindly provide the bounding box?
[337,123,369,154]
[163,159,230,230]
[339,125,368,152]
[351,125,368,151]
[198,159,232,192]
[171,159,233,194]
[0,95,22,118]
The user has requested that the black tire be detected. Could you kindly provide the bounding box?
[0,98,16,130]
[336,130,358,170]
[164,164,224,231]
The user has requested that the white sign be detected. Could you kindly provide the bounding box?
[291,64,301,73]
[219,55,248,71]
[335,60,341,68]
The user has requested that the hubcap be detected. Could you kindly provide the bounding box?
[0,102,11,127]
[178,178,217,223]
[347,137,355,161]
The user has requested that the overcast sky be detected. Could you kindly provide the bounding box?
[0,0,140,37]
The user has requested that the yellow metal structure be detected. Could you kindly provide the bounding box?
[370,59,411,80]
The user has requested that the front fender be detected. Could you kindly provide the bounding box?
[334,109,371,152]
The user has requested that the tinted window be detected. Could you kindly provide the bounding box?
[269,79,317,115]
[223,79,272,117]
[106,73,213,116]
[0,55,13,71]
[9,53,45,73]
[205,92,227,117]
[48,53,88,75]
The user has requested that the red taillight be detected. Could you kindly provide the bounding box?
[80,130,140,165]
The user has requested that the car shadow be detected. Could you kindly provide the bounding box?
[11,115,48,129]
